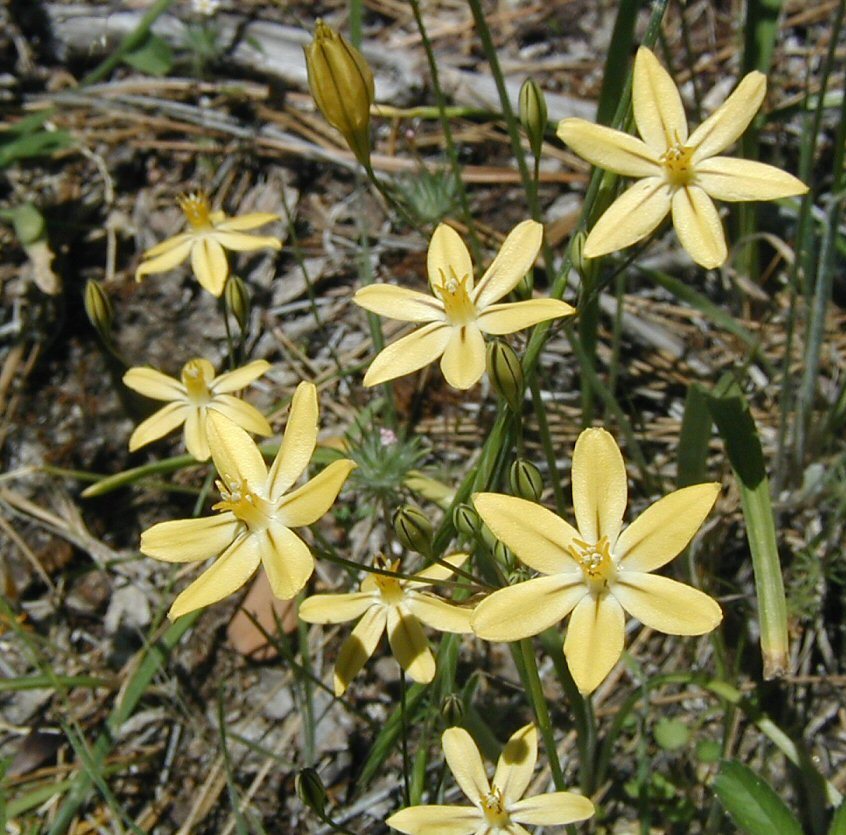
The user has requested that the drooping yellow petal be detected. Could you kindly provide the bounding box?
[183,408,210,461]
[333,605,387,695]
[214,212,280,231]
[493,724,536,806]
[209,396,272,437]
[689,71,766,162]
[267,381,318,499]
[408,552,468,586]
[671,185,727,268]
[440,324,486,390]
[472,219,543,309]
[191,237,229,296]
[168,534,260,619]
[572,428,628,547]
[362,321,452,387]
[211,231,283,252]
[564,593,625,695]
[276,459,356,527]
[443,727,490,805]
[615,482,720,572]
[386,805,482,835]
[212,359,271,393]
[405,592,472,633]
[477,298,574,335]
[123,367,184,400]
[583,177,671,258]
[353,284,445,323]
[141,512,240,562]
[510,792,595,826]
[556,119,661,178]
[141,231,193,260]
[299,592,376,624]
[259,524,315,600]
[128,402,189,451]
[473,493,581,575]
[633,46,688,152]
[427,223,474,294]
[695,157,809,201]
[135,238,194,281]
[471,575,586,642]
[612,571,722,635]
[207,412,268,487]
[387,606,435,683]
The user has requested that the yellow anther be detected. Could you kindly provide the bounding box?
[569,536,615,592]
[177,192,213,229]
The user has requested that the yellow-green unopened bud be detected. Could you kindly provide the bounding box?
[510,458,543,502]
[453,503,480,537]
[570,229,595,281]
[295,768,327,817]
[493,540,513,571]
[305,20,375,166]
[486,341,524,412]
[479,521,497,552]
[441,693,464,726]
[84,280,114,343]
[224,274,251,331]
[393,504,433,557]
[519,78,547,160]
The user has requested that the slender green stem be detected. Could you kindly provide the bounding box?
[399,667,411,805]
[529,379,565,515]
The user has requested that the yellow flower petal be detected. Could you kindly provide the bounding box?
[633,46,689,153]
[387,606,435,683]
[443,727,490,805]
[128,402,189,451]
[135,239,195,283]
[276,459,356,527]
[267,381,318,498]
[572,428,628,547]
[140,512,240,562]
[473,219,543,309]
[353,284,445,323]
[695,157,809,201]
[471,574,586,642]
[169,534,260,619]
[362,321,451,386]
[259,524,315,600]
[215,212,280,232]
[212,359,270,393]
[386,805,482,835]
[477,298,574,335]
[123,367,184,400]
[334,605,387,695]
[191,237,229,296]
[612,572,722,635]
[428,223,474,294]
[209,396,272,437]
[615,482,720,572]
[299,592,376,624]
[473,493,581,575]
[183,408,210,461]
[212,231,283,252]
[583,177,671,258]
[689,71,767,162]
[510,792,595,825]
[564,593,625,695]
[207,412,268,486]
[141,231,193,260]
[440,324,486,390]
[556,119,660,178]
[493,724,536,806]
[671,185,727,268]
[405,592,472,633]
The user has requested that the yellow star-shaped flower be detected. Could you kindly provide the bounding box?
[386,724,594,834]
[123,357,271,461]
[471,428,723,695]
[299,553,472,695]
[140,382,355,619]
[557,47,808,268]
[135,192,282,296]
[353,220,574,389]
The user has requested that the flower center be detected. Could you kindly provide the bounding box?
[178,192,213,229]
[181,359,212,403]
[569,536,616,593]
[435,268,477,326]
[660,140,695,188]
[213,477,275,531]
[372,555,405,605]
[481,785,510,828]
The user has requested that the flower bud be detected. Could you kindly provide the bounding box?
[224,274,251,332]
[479,522,497,552]
[519,78,547,160]
[295,768,327,817]
[509,458,543,502]
[569,229,595,282]
[304,20,375,166]
[493,539,513,571]
[440,693,464,726]
[393,504,433,558]
[486,341,524,412]
[452,503,480,538]
[84,280,114,344]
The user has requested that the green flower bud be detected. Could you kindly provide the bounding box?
[440,693,464,726]
[509,458,543,502]
[393,504,433,557]
[569,229,595,282]
[452,503,480,537]
[224,274,251,332]
[493,540,513,571]
[519,78,547,160]
[83,280,114,344]
[486,341,524,412]
[295,767,327,817]
[479,521,497,552]
[304,20,375,167]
